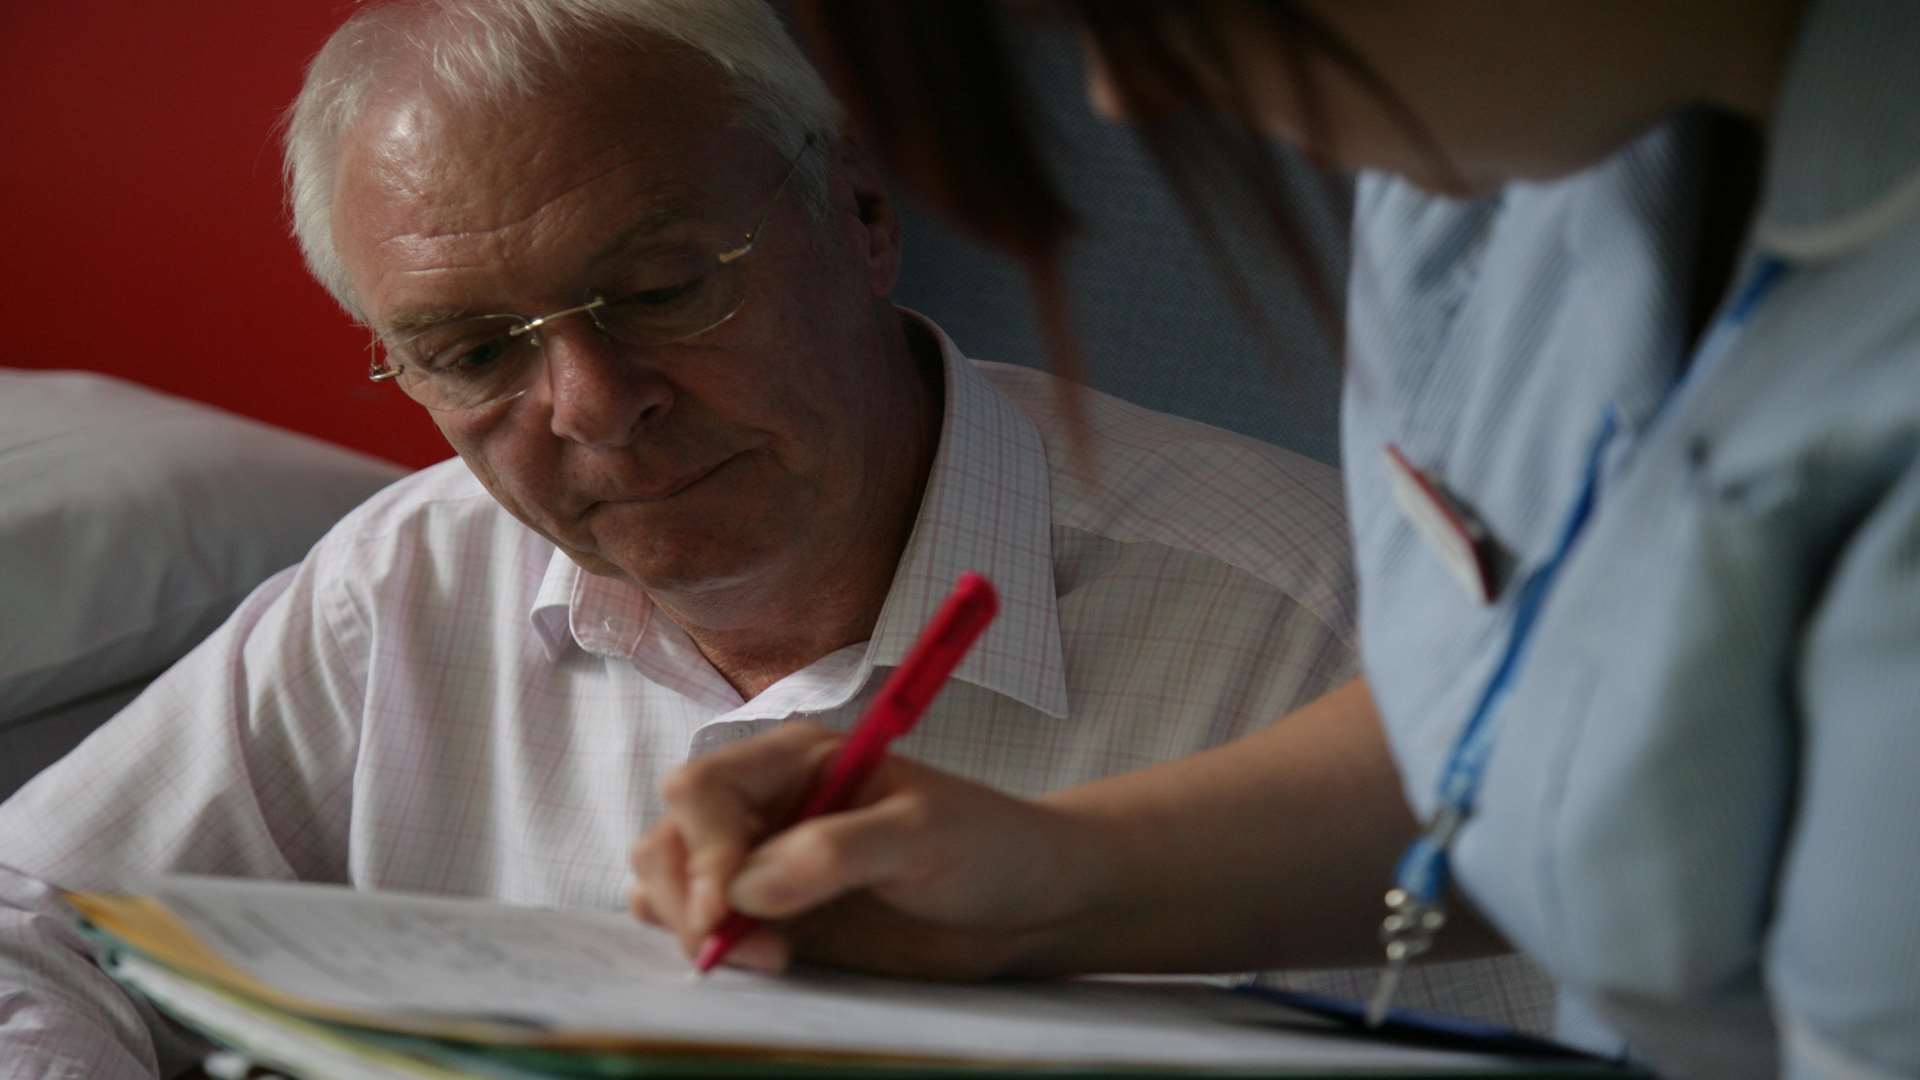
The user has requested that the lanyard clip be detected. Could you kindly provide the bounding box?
[1366,808,1460,1026]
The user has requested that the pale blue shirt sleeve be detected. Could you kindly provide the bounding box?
[1771,459,1920,1079]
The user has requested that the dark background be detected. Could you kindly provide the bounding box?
[1,4,1347,470]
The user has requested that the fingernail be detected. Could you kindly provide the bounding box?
[691,876,719,924]
[731,864,777,911]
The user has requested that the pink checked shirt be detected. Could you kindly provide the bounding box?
[0,316,1545,1078]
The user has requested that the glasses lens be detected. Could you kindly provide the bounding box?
[593,248,750,348]
[388,314,538,410]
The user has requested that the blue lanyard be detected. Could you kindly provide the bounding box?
[1367,255,1790,1025]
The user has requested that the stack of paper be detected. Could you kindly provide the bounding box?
[70,876,1631,1078]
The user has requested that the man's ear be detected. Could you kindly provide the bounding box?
[829,132,902,298]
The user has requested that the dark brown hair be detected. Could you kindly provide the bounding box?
[787,1,1448,387]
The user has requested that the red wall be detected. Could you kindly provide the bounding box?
[1,3,449,469]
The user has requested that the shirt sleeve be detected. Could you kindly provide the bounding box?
[1769,457,1920,1076]
[0,551,369,1076]
[0,867,208,1080]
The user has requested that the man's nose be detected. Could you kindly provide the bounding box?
[541,324,673,448]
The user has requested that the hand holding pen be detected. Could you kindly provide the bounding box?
[631,573,1119,977]
[692,572,998,972]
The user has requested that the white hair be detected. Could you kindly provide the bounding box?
[282,0,842,321]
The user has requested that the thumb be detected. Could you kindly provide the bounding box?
[729,788,927,919]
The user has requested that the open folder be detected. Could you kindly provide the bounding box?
[69,876,1634,1078]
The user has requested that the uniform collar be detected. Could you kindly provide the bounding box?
[1752,0,1920,260]
[528,311,1070,718]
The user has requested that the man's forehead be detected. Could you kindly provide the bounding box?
[332,41,758,322]
[342,48,733,223]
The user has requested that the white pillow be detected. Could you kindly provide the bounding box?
[0,370,409,723]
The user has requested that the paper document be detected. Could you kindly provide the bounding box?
[107,953,463,1080]
[72,875,1614,1075]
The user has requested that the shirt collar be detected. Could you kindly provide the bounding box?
[1752,0,1920,260]
[529,555,652,662]
[527,311,1070,718]
[862,312,1069,718]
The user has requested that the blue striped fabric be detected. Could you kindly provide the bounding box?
[1341,2,1920,1076]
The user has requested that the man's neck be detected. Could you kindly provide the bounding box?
[656,312,945,700]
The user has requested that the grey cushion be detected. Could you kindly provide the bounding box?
[0,370,406,798]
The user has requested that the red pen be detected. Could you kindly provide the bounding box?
[692,572,1000,974]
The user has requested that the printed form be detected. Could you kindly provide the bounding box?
[120,874,1564,1073]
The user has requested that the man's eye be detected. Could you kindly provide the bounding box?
[617,277,703,307]
[428,336,512,376]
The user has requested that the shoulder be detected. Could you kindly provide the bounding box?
[301,456,550,601]
[974,360,1353,633]
[317,456,506,544]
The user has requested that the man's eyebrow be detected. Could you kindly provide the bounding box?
[589,205,694,269]
[377,206,696,336]
[382,307,482,336]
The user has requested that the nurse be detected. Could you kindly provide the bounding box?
[629,2,1920,1076]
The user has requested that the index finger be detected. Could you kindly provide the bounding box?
[661,721,844,928]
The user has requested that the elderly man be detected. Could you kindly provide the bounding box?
[0,1,1545,1076]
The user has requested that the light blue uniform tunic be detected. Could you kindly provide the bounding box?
[1343,1,1920,1075]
